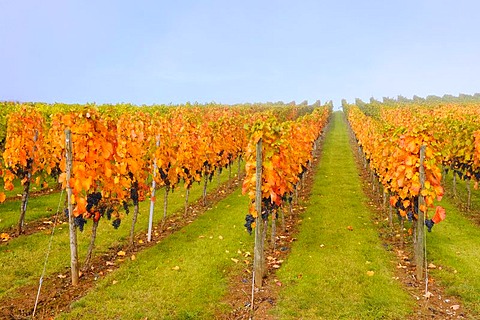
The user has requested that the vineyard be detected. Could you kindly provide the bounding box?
[1,98,480,319]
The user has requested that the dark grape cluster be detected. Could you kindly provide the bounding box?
[86,192,102,212]
[112,218,121,229]
[159,167,168,181]
[244,214,255,235]
[64,208,69,219]
[123,201,129,214]
[262,199,278,220]
[407,211,414,222]
[130,182,139,206]
[425,219,434,232]
[75,215,87,232]
[106,207,113,220]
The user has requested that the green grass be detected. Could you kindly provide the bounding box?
[272,112,414,319]
[0,190,62,232]
[442,170,480,221]
[427,197,480,315]
[0,168,236,300]
[58,187,253,319]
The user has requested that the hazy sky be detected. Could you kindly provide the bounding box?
[1,0,479,108]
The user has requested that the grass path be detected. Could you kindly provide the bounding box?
[272,112,414,319]
[427,196,480,315]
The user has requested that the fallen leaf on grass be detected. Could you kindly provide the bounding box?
[428,263,437,269]
[138,239,144,244]
[347,226,354,231]
[366,271,375,276]
[172,266,180,271]
[57,274,67,279]
[106,261,115,266]
[0,233,10,241]
[112,280,118,285]
[451,305,460,310]
[117,250,126,256]
[131,255,136,261]
[231,258,239,263]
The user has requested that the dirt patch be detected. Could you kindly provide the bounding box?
[0,214,67,242]
[0,177,242,320]
[349,127,468,319]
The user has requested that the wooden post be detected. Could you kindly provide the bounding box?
[271,211,277,251]
[184,188,190,216]
[415,145,427,280]
[147,137,160,242]
[253,138,264,287]
[466,179,471,211]
[162,187,169,229]
[388,201,393,227]
[203,174,208,206]
[237,156,242,181]
[65,129,79,286]
[18,130,38,235]
[452,170,457,197]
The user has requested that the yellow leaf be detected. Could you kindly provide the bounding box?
[172,266,180,271]
[117,250,126,256]
[367,271,375,276]
[0,193,6,203]
[1,232,10,241]
[231,258,239,263]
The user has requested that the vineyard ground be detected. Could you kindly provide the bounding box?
[0,181,62,234]
[354,133,480,316]
[269,112,414,319]
[2,112,480,319]
[0,166,237,318]
[442,173,480,226]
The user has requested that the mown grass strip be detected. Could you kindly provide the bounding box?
[0,177,60,232]
[0,169,234,299]
[427,197,480,315]
[272,112,414,319]
[58,187,253,320]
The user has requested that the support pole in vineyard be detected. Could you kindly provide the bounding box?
[148,137,160,242]
[415,145,427,280]
[237,156,242,181]
[466,178,471,211]
[65,129,79,286]
[452,171,457,197]
[253,138,265,288]
[203,174,208,206]
[18,130,38,235]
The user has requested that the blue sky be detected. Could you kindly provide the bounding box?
[1,0,479,108]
